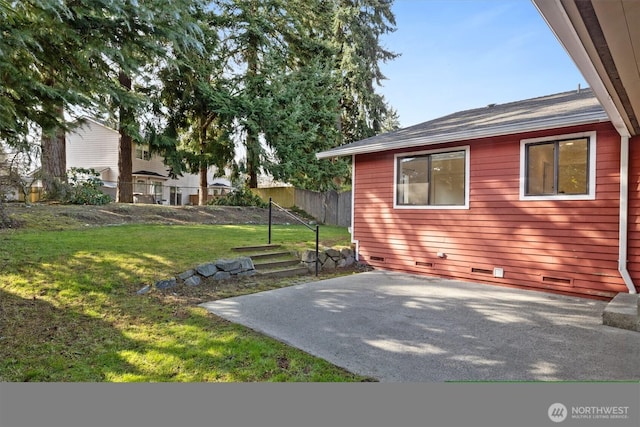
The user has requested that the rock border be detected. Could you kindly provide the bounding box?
[300,247,355,273]
[137,256,256,294]
[137,247,361,295]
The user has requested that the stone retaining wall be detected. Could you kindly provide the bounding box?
[137,247,358,295]
[300,248,355,272]
[137,256,256,294]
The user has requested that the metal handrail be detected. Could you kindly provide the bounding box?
[268,198,319,276]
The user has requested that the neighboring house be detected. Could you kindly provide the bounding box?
[317,0,639,299]
[67,118,230,205]
[0,142,38,202]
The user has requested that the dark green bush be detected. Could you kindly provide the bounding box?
[63,168,112,205]
[209,187,267,208]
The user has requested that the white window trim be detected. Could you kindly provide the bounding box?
[519,131,596,201]
[393,145,470,210]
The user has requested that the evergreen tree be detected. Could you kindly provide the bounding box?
[0,0,204,201]
[1,1,108,194]
[2,0,399,197]
[214,0,291,188]
[155,7,236,205]
[101,0,204,203]
[214,0,398,190]
[331,0,398,145]
[264,59,350,191]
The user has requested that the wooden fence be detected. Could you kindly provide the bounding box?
[251,187,351,227]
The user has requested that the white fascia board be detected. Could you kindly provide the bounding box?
[531,0,630,138]
[317,110,608,159]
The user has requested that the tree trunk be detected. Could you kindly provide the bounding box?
[199,166,208,206]
[246,132,259,188]
[199,122,207,206]
[40,105,66,197]
[245,27,259,189]
[117,72,134,203]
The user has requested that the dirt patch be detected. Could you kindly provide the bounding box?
[3,202,300,230]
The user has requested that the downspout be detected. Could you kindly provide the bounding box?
[618,135,637,293]
[350,154,359,261]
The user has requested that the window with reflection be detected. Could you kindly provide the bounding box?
[525,137,589,196]
[396,150,466,207]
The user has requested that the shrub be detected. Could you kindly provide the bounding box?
[210,187,267,208]
[63,168,112,205]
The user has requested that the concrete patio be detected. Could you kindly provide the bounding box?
[200,270,640,382]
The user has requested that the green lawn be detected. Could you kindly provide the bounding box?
[0,224,369,382]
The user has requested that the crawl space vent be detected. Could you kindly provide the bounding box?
[542,276,572,285]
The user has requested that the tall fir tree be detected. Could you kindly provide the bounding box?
[155,7,236,205]
[2,0,399,196]
[0,0,204,201]
[331,0,398,145]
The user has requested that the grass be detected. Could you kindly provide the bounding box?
[0,223,370,382]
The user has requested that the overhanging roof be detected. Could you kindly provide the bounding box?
[533,0,640,137]
[318,88,607,159]
[132,170,168,179]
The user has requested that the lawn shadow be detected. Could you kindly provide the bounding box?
[0,289,141,381]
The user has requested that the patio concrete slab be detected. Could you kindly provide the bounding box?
[199,271,640,382]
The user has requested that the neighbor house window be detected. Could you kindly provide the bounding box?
[520,132,596,200]
[135,145,151,161]
[135,179,146,194]
[152,181,163,202]
[395,146,469,209]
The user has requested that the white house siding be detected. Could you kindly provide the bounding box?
[132,154,171,178]
[132,155,209,204]
[66,119,119,184]
[66,118,219,205]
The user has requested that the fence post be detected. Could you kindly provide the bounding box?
[315,224,319,277]
[268,197,272,245]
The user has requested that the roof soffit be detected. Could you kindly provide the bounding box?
[539,0,639,136]
[588,0,640,135]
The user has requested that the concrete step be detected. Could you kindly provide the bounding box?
[249,251,293,260]
[232,244,281,252]
[257,266,310,279]
[602,293,639,332]
[233,243,308,279]
[254,259,302,270]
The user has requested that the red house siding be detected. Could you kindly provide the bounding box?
[628,135,640,289]
[353,123,630,298]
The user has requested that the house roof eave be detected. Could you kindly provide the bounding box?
[532,0,638,137]
[132,170,169,180]
[317,110,609,159]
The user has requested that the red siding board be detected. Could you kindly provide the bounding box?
[353,123,633,297]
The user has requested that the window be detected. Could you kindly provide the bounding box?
[152,181,163,201]
[395,147,469,209]
[134,179,146,194]
[520,132,596,200]
[135,145,151,161]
